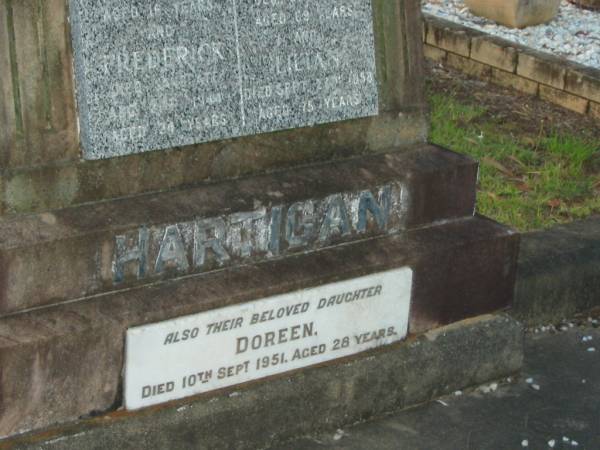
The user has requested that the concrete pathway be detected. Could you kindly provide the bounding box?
[274,323,600,450]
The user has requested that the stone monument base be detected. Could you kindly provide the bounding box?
[0,145,520,440]
[1,314,523,450]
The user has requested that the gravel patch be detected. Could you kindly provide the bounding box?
[423,0,600,69]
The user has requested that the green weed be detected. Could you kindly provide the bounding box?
[429,93,600,231]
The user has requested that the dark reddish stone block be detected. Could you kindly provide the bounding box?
[0,145,477,314]
[0,216,518,437]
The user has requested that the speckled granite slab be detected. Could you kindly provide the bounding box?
[69,0,379,159]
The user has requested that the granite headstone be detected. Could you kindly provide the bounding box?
[69,0,380,159]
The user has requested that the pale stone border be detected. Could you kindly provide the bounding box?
[422,14,600,121]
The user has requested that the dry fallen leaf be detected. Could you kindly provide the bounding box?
[483,191,499,200]
[482,157,515,177]
[508,155,528,168]
[547,199,562,208]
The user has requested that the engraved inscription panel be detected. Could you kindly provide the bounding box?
[69,0,380,159]
[125,267,412,410]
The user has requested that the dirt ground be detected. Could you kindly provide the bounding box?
[425,63,600,142]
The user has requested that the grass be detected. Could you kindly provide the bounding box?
[429,92,600,231]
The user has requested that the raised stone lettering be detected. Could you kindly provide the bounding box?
[228,210,269,258]
[112,183,409,284]
[269,206,284,256]
[114,228,149,283]
[155,225,190,274]
[193,218,231,267]
[356,187,391,233]
[318,194,351,242]
[286,201,316,249]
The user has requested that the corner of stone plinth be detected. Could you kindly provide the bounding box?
[424,313,521,342]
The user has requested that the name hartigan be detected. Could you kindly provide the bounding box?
[112,183,408,283]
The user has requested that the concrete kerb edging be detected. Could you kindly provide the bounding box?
[512,215,600,327]
[422,14,600,119]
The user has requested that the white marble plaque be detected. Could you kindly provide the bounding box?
[125,267,412,410]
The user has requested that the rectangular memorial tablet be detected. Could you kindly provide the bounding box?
[125,267,412,410]
[69,0,380,159]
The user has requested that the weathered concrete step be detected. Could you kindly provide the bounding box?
[0,216,518,438]
[513,216,600,326]
[0,314,524,450]
[0,144,478,315]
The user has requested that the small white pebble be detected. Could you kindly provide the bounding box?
[526,378,534,384]
[587,347,596,352]
[563,436,571,443]
[569,323,574,328]
[479,383,498,394]
[571,440,579,447]
[548,439,556,448]
[333,429,345,441]
[522,439,529,447]
[582,379,587,384]
[506,377,513,383]
[423,0,599,68]
[454,390,463,396]
[531,384,541,391]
